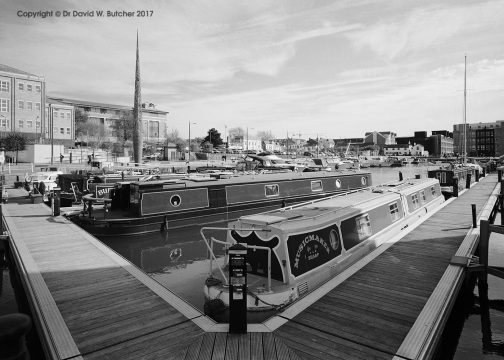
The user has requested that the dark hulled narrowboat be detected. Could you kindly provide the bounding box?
[427,165,479,198]
[68,171,372,237]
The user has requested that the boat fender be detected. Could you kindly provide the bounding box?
[205,277,222,287]
[203,298,226,316]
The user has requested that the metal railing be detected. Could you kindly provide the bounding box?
[200,226,273,291]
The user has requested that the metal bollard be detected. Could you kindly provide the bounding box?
[399,171,403,181]
[499,169,502,183]
[52,188,61,216]
[475,169,480,182]
[472,204,477,228]
[466,173,471,189]
[453,177,459,197]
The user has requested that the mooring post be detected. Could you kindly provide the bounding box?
[479,220,489,267]
[482,167,486,177]
[399,171,403,181]
[466,173,472,189]
[472,204,477,228]
[475,169,480,182]
[499,169,503,183]
[453,177,459,197]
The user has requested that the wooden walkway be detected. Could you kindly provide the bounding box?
[2,174,499,360]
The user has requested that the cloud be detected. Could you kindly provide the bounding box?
[346,1,504,61]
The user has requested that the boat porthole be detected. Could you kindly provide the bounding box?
[335,179,342,189]
[170,195,181,207]
[329,229,340,251]
[361,177,367,186]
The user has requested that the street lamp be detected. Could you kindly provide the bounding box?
[51,108,55,166]
[224,125,227,160]
[188,121,196,172]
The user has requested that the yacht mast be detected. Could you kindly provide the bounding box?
[463,54,467,164]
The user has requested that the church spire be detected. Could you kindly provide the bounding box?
[133,30,143,164]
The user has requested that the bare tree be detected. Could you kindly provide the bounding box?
[256,130,274,141]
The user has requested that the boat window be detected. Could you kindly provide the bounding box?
[335,179,342,189]
[389,202,400,222]
[431,186,436,196]
[311,180,323,192]
[412,193,419,209]
[442,173,446,183]
[435,172,441,181]
[361,177,367,186]
[264,184,279,197]
[356,214,372,240]
[420,190,426,203]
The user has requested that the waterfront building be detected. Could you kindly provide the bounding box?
[453,120,504,157]
[396,130,453,157]
[45,98,75,146]
[0,64,46,140]
[48,97,169,144]
[364,131,396,146]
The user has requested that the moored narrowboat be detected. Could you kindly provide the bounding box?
[68,171,372,237]
[203,177,445,313]
[427,165,479,198]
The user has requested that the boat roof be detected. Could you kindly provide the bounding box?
[131,170,371,188]
[237,177,439,232]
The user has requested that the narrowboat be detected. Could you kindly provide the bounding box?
[427,165,479,198]
[203,177,445,313]
[68,171,372,237]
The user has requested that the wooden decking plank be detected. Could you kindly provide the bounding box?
[274,335,292,360]
[198,333,217,360]
[250,332,264,360]
[211,332,227,360]
[225,334,240,360]
[238,333,251,360]
[263,333,277,360]
[184,332,204,360]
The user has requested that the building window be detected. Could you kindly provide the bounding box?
[53,111,58,118]
[35,102,41,111]
[66,127,71,135]
[265,184,279,197]
[389,202,400,222]
[53,126,58,134]
[431,186,436,197]
[27,120,33,128]
[27,84,32,92]
[420,190,426,202]
[0,99,9,112]
[0,117,7,127]
[412,194,419,209]
[36,120,40,129]
[27,101,32,110]
[18,100,24,109]
[311,180,323,192]
[356,214,372,240]
[66,112,71,119]
[60,128,64,134]
[18,120,24,128]
[18,83,24,91]
[0,81,9,92]
[35,85,41,92]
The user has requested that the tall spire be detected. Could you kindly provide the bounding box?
[133,30,143,164]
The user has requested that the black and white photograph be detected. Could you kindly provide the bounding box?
[1,1,504,359]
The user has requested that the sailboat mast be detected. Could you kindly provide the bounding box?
[463,54,467,164]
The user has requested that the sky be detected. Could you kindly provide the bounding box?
[1,0,504,140]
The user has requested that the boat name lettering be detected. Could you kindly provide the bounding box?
[293,234,330,269]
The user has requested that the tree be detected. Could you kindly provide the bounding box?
[74,108,89,137]
[3,133,27,164]
[257,130,274,141]
[201,128,223,148]
[165,128,186,152]
[306,138,318,147]
[111,110,135,144]
[228,127,244,141]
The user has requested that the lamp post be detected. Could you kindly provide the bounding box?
[51,108,55,166]
[188,121,196,172]
[224,124,227,160]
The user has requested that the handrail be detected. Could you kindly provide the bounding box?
[200,226,272,290]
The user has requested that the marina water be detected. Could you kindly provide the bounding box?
[1,165,503,358]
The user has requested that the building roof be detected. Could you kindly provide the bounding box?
[47,96,168,114]
[0,63,44,80]
[384,144,410,148]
